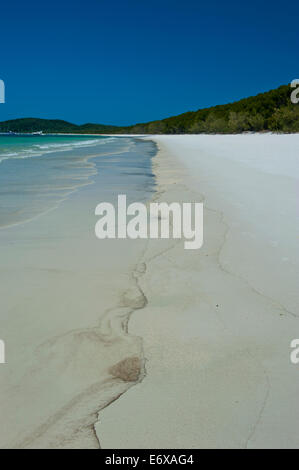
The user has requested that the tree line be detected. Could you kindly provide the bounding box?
[0,84,298,135]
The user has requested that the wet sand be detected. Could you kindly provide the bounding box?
[0,138,155,448]
[98,134,299,449]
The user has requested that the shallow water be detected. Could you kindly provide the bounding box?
[0,136,157,448]
[0,135,156,228]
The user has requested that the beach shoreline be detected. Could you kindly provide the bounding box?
[0,137,155,448]
[97,134,299,448]
[1,133,298,448]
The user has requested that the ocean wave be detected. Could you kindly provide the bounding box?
[33,139,102,150]
[0,137,113,164]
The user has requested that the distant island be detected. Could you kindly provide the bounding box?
[0,84,298,134]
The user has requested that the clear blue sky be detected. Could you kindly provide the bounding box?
[0,0,297,125]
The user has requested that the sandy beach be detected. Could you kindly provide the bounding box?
[2,0,298,453]
[1,133,298,449]
[98,134,299,448]
[0,137,155,448]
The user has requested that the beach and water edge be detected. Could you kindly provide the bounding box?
[98,134,299,449]
[0,136,156,448]
[0,134,298,448]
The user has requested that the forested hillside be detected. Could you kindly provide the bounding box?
[125,85,299,134]
[0,118,120,134]
[0,84,298,134]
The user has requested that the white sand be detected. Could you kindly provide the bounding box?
[98,134,299,449]
[0,167,147,448]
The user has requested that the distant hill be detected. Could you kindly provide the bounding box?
[0,84,298,134]
[125,84,299,134]
[0,118,120,134]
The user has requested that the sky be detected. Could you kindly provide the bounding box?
[0,0,298,125]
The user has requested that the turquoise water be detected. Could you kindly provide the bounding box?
[0,135,156,228]
[0,135,107,163]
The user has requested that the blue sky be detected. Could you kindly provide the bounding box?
[0,0,297,125]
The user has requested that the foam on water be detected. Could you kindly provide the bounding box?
[0,135,157,448]
[0,135,127,228]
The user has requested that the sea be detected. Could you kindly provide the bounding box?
[0,135,156,229]
[0,133,157,448]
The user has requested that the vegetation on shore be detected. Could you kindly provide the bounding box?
[0,84,298,135]
[0,118,118,134]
